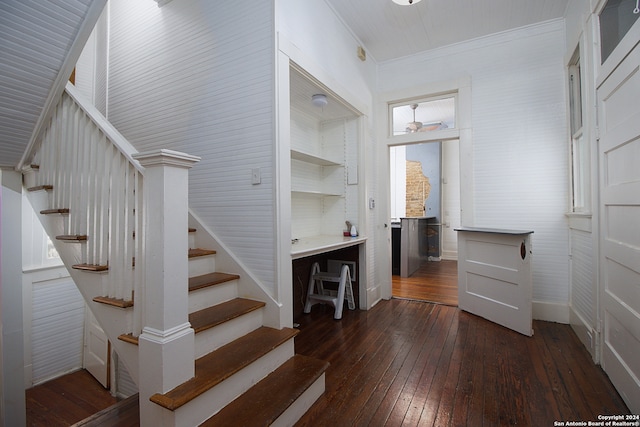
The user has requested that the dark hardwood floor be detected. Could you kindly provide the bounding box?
[26,301,629,426]
[295,300,629,426]
[25,369,117,426]
[393,259,458,306]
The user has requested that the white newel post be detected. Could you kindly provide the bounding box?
[132,149,200,426]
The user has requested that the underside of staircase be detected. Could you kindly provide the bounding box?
[23,84,328,426]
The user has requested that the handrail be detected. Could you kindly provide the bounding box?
[30,86,145,335]
[64,83,144,174]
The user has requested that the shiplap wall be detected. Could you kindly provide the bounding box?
[105,0,277,292]
[570,229,595,327]
[21,193,85,387]
[378,20,570,305]
[30,277,84,385]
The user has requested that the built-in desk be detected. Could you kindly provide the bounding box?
[291,235,366,260]
[291,235,366,320]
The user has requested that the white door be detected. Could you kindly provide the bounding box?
[83,307,109,388]
[457,228,533,336]
[597,35,640,413]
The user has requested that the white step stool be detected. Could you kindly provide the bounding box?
[304,262,355,320]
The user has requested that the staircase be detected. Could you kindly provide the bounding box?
[23,83,328,426]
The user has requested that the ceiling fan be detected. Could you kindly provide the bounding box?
[406,104,422,133]
[405,103,448,133]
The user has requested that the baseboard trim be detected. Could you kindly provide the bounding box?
[569,307,598,362]
[532,301,570,324]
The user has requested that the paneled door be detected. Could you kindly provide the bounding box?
[597,30,640,413]
[457,228,533,337]
[83,307,109,388]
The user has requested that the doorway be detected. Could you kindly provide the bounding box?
[390,139,460,305]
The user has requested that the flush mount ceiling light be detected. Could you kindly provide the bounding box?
[392,0,422,5]
[312,94,328,108]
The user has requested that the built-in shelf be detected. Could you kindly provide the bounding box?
[291,189,343,197]
[290,149,342,167]
[289,70,361,261]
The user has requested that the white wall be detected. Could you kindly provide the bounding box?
[277,0,376,105]
[389,145,406,220]
[441,139,460,259]
[104,0,278,294]
[21,194,85,387]
[378,20,571,314]
[0,169,25,427]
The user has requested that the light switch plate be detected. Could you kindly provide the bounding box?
[251,168,261,185]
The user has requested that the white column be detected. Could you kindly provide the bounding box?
[132,150,200,425]
[0,169,26,427]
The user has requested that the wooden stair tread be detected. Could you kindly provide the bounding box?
[93,296,133,308]
[27,185,53,192]
[150,326,299,411]
[73,264,108,272]
[57,234,87,241]
[117,298,263,345]
[117,333,138,345]
[190,298,265,333]
[40,208,69,215]
[189,272,239,292]
[189,248,217,258]
[201,354,329,427]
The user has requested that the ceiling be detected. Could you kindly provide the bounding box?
[290,67,359,122]
[0,0,104,169]
[0,0,569,169]
[324,0,569,62]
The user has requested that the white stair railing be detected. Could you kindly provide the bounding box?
[30,82,145,335]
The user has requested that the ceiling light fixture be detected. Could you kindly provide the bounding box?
[392,0,422,5]
[312,94,328,108]
[406,104,422,133]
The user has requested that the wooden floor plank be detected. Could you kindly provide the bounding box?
[295,300,629,426]
[385,305,456,426]
[26,370,117,427]
[392,259,458,305]
[450,311,479,427]
[412,306,460,426]
[352,303,436,426]
[430,306,471,427]
[27,299,630,427]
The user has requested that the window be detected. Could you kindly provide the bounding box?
[568,47,590,213]
[599,0,640,63]
[390,95,456,137]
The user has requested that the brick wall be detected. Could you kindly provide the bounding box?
[406,160,430,217]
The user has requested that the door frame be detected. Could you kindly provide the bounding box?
[595,2,640,411]
[377,77,473,300]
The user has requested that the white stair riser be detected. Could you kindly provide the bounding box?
[189,255,216,278]
[194,309,263,359]
[188,233,196,250]
[188,280,238,313]
[162,339,296,427]
[272,373,326,427]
